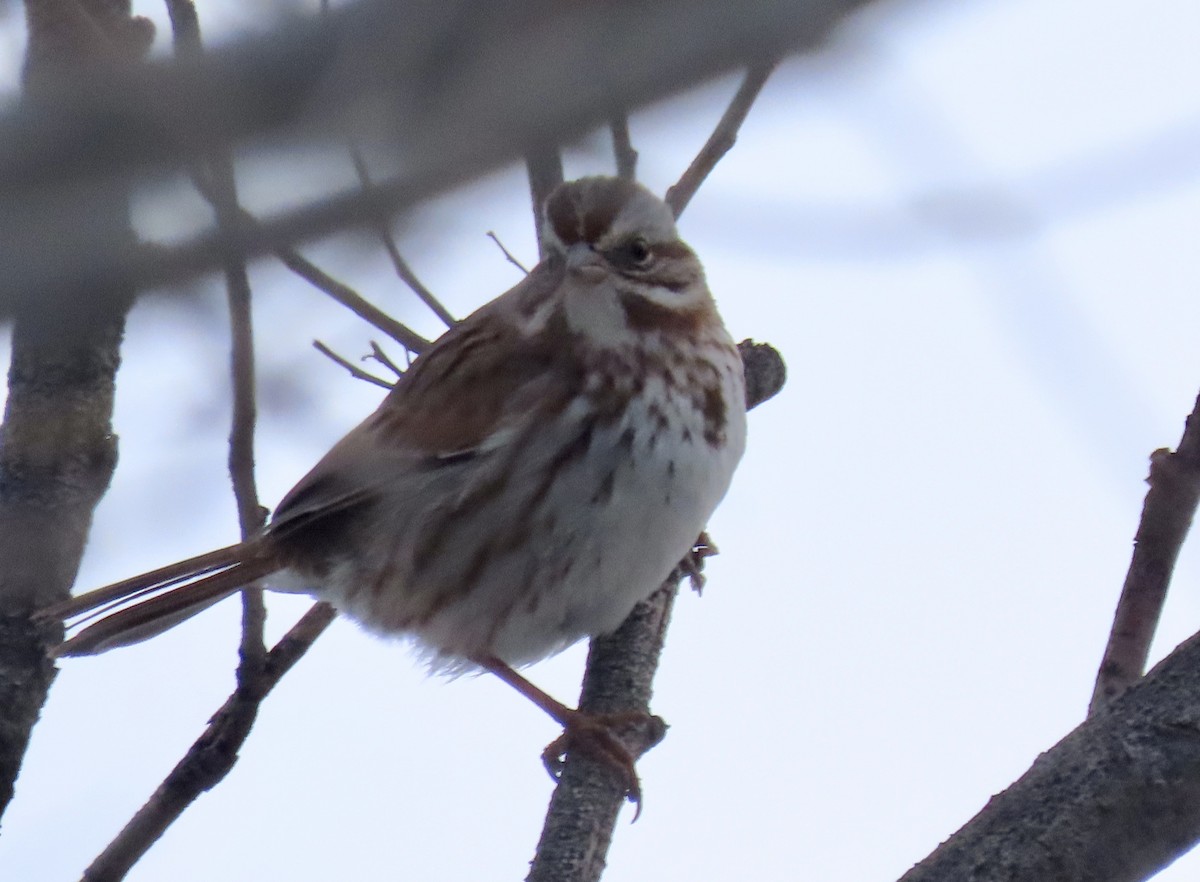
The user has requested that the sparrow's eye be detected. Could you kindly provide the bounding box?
[609,237,653,270]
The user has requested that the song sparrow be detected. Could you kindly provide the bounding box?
[41,175,747,806]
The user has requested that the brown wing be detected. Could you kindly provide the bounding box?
[270,258,580,538]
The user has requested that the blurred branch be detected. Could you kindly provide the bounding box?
[80,601,337,881]
[528,340,786,881]
[665,61,777,217]
[0,0,879,317]
[525,143,564,259]
[1090,391,1200,714]
[609,115,637,181]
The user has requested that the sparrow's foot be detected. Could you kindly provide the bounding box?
[679,530,719,594]
[541,709,666,820]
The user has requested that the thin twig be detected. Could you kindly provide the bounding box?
[664,61,777,218]
[271,244,429,353]
[609,114,638,180]
[348,146,457,327]
[1089,389,1200,715]
[165,0,268,668]
[80,602,336,881]
[75,5,272,877]
[368,341,406,378]
[188,173,432,355]
[313,340,395,389]
[486,231,530,275]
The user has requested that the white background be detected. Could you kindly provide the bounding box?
[4,0,1200,879]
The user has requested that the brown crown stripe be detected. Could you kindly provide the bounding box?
[546,177,643,246]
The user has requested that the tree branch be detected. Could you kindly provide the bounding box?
[1090,390,1200,714]
[665,61,777,217]
[609,114,638,181]
[903,624,1200,882]
[79,602,337,881]
[313,340,395,389]
[0,0,150,823]
[525,144,564,260]
[348,146,457,328]
[187,173,432,354]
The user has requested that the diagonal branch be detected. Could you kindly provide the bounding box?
[188,173,431,354]
[0,0,880,321]
[665,61,777,218]
[79,602,337,881]
[348,146,457,328]
[313,339,395,389]
[1090,390,1200,714]
[903,623,1200,882]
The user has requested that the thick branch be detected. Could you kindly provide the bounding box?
[0,0,148,822]
[903,627,1200,882]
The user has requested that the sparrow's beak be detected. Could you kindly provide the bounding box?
[565,243,607,282]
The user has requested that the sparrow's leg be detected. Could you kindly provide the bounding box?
[475,654,665,819]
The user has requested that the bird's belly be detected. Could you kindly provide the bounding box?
[305,390,744,669]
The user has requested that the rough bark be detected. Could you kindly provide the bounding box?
[903,629,1200,882]
[0,0,150,822]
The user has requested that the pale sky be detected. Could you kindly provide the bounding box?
[5,1,1200,880]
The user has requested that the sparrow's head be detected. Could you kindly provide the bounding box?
[540,177,710,319]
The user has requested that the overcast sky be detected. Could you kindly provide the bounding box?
[5,0,1200,880]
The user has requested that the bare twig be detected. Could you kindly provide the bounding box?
[1089,390,1200,715]
[529,341,785,881]
[525,144,564,259]
[348,146,457,327]
[71,5,272,875]
[368,341,407,378]
[313,340,395,389]
[665,62,777,218]
[486,231,530,275]
[609,115,638,180]
[188,173,432,354]
[80,602,336,881]
[271,244,429,353]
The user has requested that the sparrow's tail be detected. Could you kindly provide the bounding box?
[36,544,281,657]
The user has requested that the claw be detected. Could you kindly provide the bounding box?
[542,710,664,821]
[679,530,719,594]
